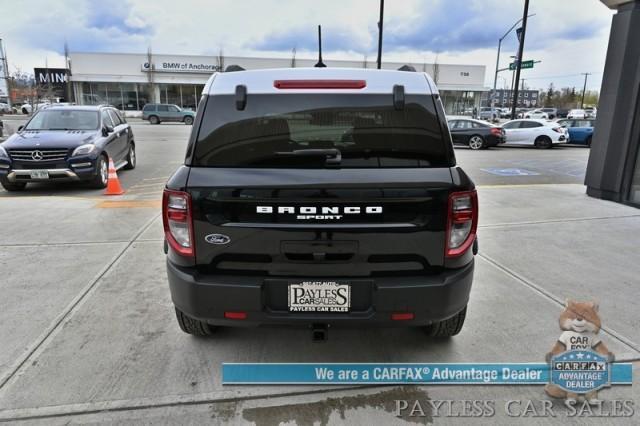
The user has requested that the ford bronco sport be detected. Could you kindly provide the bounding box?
[163,67,478,339]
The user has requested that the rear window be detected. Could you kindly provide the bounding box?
[142,105,155,112]
[192,94,451,168]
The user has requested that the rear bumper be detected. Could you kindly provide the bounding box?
[166,259,474,327]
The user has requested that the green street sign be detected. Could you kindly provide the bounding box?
[509,60,534,70]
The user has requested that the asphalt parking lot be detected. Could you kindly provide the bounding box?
[0,121,638,424]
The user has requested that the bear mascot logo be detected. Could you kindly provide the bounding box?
[544,300,614,404]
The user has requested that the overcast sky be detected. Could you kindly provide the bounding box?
[1,0,613,91]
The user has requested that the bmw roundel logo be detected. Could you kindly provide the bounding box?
[143,62,150,69]
[205,234,231,245]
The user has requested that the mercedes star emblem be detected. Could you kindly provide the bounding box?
[31,150,44,161]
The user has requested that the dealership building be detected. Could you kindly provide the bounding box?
[67,52,488,115]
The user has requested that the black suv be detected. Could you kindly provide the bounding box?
[0,105,136,191]
[163,68,478,339]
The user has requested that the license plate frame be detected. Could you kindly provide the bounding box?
[29,170,49,179]
[288,280,351,313]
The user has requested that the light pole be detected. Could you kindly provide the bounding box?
[580,72,591,108]
[511,0,531,120]
[491,13,535,105]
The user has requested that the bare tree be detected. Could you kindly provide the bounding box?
[64,41,72,102]
[216,48,225,72]
[432,53,440,84]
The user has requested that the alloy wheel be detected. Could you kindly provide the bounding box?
[100,158,108,185]
[469,136,484,150]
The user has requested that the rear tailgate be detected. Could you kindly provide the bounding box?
[189,167,454,277]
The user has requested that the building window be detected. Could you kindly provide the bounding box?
[120,83,137,110]
[160,84,180,106]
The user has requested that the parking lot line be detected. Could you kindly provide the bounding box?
[95,200,161,209]
[0,385,372,422]
[0,213,160,392]
[479,253,640,360]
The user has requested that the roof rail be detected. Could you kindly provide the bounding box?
[225,65,245,72]
[397,65,416,72]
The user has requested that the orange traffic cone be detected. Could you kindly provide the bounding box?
[104,158,125,195]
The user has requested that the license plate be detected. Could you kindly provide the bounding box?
[30,170,49,179]
[288,281,350,312]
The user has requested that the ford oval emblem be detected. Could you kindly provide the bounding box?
[205,234,231,245]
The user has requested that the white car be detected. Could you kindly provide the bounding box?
[0,102,11,113]
[567,109,587,119]
[524,109,549,119]
[584,107,597,118]
[20,101,53,114]
[502,119,569,148]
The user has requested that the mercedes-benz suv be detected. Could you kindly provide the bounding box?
[163,67,478,339]
[0,105,136,191]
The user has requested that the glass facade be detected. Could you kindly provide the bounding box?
[78,82,204,111]
[159,84,204,111]
[440,90,482,116]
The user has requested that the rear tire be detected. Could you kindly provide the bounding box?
[123,143,136,170]
[534,136,553,149]
[184,116,194,125]
[149,115,160,125]
[468,135,486,150]
[175,307,217,336]
[89,155,109,189]
[1,181,27,191]
[424,306,467,337]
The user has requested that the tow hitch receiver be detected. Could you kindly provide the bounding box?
[312,323,329,342]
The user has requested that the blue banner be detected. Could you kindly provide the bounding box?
[222,363,633,385]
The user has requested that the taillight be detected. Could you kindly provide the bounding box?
[552,127,563,133]
[445,190,478,258]
[490,127,502,136]
[162,189,195,257]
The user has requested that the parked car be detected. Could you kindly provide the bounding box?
[164,67,478,338]
[142,103,195,125]
[20,101,51,115]
[584,107,597,118]
[540,107,558,119]
[556,108,570,119]
[478,107,499,121]
[501,119,569,148]
[557,119,595,146]
[567,109,587,119]
[524,109,549,119]
[448,118,505,150]
[499,108,512,119]
[0,102,12,114]
[0,105,136,191]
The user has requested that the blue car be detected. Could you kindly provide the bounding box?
[557,119,595,146]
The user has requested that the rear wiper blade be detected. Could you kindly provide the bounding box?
[275,148,342,165]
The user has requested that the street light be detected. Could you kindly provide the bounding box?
[491,13,536,105]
